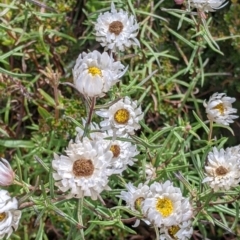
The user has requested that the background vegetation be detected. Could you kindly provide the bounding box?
[0,0,240,239]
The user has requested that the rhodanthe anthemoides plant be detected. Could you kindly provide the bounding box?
[2,0,240,239]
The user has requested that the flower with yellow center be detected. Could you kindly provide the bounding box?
[96,97,143,135]
[76,121,139,174]
[0,190,21,239]
[203,92,238,125]
[203,147,240,191]
[52,137,113,200]
[94,2,140,52]
[159,220,193,240]
[73,50,127,97]
[142,181,192,227]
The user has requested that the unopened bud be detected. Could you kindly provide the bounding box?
[174,0,184,5]
[0,159,15,186]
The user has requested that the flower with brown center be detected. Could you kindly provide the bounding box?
[203,147,240,191]
[94,2,140,52]
[52,137,113,200]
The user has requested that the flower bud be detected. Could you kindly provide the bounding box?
[174,0,184,5]
[0,158,15,186]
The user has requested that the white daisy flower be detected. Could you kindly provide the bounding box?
[73,50,127,97]
[187,0,228,12]
[76,123,139,174]
[202,147,240,191]
[118,182,150,227]
[0,190,21,239]
[118,182,149,212]
[159,220,193,240]
[94,2,140,52]
[142,181,192,227]
[203,92,238,125]
[52,137,113,200]
[96,97,143,135]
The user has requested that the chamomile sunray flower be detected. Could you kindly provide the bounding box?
[202,147,240,191]
[159,220,193,240]
[73,50,127,97]
[142,181,193,228]
[76,123,139,174]
[118,182,149,212]
[203,92,238,125]
[187,0,228,12]
[52,137,113,200]
[118,182,150,227]
[0,190,21,239]
[94,2,140,52]
[96,97,143,135]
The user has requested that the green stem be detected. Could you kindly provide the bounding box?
[78,198,85,240]
[82,97,96,140]
[208,120,213,142]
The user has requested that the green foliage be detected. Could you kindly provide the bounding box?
[1,0,240,239]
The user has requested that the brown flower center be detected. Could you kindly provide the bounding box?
[213,103,225,115]
[215,166,228,176]
[109,21,124,35]
[0,212,6,222]
[114,109,130,124]
[168,225,180,239]
[72,159,94,177]
[110,144,121,158]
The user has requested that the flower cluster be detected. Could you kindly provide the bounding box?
[118,181,193,240]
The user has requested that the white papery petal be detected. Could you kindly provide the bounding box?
[96,97,143,135]
[204,92,238,125]
[202,147,240,191]
[188,0,228,12]
[0,190,21,239]
[94,3,140,52]
[73,50,127,97]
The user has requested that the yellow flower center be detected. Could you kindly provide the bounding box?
[0,212,6,222]
[109,21,124,35]
[110,144,121,158]
[88,67,102,77]
[213,103,225,115]
[114,109,130,124]
[168,225,180,239]
[215,166,228,176]
[134,197,145,211]
[155,197,174,217]
[72,159,94,177]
